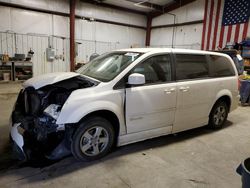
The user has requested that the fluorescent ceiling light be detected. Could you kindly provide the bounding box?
[134,0,153,9]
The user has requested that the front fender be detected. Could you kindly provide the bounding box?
[56,100,122,124]
[56,100,126,134]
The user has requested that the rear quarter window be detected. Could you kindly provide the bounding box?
[208,55,235,77]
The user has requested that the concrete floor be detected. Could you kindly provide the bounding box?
[0,82,249,188]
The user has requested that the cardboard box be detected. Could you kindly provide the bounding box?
[244,59,250,66]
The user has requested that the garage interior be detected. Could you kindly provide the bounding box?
[0,0,250,187]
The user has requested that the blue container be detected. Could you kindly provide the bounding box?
[236,158,250,188]
[240,80,250,104]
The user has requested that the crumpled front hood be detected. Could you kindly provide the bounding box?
[23,72,81,89]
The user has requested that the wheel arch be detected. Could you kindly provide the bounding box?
[210,94,232,116]
[75,110,121,146]
[217,95,231,109]
[208,95,231,128]
[57,100,126,136]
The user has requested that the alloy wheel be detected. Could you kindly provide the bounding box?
[213,105,226,126]
[80,126,109,156]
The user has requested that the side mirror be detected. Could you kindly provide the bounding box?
[128,73,145,85]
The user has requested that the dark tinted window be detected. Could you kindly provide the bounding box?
[132,55,172,84]
[208,55,235,77]
[176,54,208,80]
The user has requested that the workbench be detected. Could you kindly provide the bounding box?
[0,61,32,81]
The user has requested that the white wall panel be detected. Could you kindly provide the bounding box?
[3,0,69,13]
[95,22,145,45]
[0,0,147,76]
[9,0,146,24]
[0,0,146,26]
[30,36,70,76]
[151,23,203,49]
[53,15,69,37]
[151,28,173,46]
[0,32,14,56]
[48,0,69,13]
[151,0,205,49]
[152,0,204,26]
[0,6,11,31]
[75,20,146,45]
[76,2,146,27]
[7,33,14,55]
[129,27,146,47]
[10,9,52,35]
[0,31,70,76]
[75,20,146,58]
[75,19,95,41]
[0,6,52,35]
[75,40,111,63]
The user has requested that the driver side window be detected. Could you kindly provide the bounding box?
[132,54,172,84]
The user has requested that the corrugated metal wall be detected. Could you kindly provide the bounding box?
[0,32,132,76]
[0,32,134,76]
[0,0,147,77]
[0,32,70,76]
[150,0,204,49]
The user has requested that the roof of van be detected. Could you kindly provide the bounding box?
[116,48,228,56]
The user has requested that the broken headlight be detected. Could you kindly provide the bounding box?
[44,104,61,120]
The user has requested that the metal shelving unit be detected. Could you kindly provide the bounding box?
[0,61,32,81]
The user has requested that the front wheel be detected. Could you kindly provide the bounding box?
[209,101,229,129]
[71,116,115,161]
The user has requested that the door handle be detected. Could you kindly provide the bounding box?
[179,86,190,92]
[164,88,176,94]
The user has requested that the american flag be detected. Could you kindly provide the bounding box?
[201,0,250,51]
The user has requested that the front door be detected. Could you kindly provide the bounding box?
[125,54,177,134]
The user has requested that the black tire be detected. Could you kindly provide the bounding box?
[209,100,229,129]
[71,116,115,161]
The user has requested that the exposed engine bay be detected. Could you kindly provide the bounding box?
[11,76,98,161]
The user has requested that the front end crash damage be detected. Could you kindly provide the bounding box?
[10,76,98,161]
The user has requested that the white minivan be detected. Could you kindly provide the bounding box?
[10,48,239,161]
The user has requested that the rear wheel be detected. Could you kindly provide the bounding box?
[209,101,229,129]
[71,116,115,161]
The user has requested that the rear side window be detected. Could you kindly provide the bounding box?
[175,54,208,80]
[132,55,172,84]
[208,55,235,77]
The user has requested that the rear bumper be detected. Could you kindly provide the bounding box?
[230,94,240,112]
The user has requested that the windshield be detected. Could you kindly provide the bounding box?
[76,52,143,82]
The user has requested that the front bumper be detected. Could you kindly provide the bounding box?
[10,123,26,161]
[10,120,72,161]
[10,87,72,161]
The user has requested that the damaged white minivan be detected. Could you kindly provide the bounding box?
[10,48,239,161]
